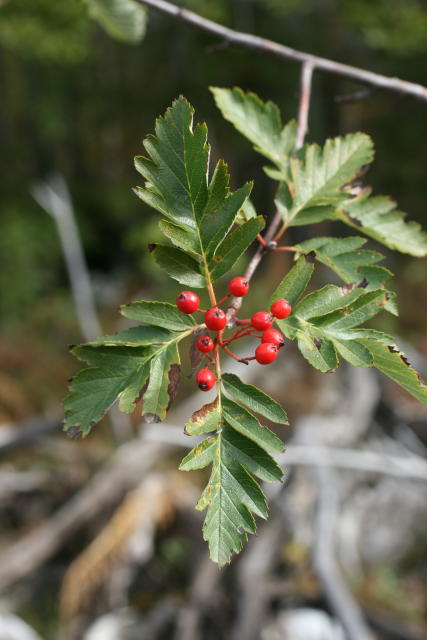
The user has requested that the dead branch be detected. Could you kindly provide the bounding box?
[136,0,427,102]
[0,440,168,591]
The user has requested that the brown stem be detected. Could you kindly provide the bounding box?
[136,0,427,102]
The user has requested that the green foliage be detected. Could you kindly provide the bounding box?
[65,91,427,565]
[83,0,146,44]
[134,97,261,286]
[179,386,285,565]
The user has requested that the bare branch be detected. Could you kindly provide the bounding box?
[31,174,102,343]
[296,61,315,150]
[136,0,427,102]
[312,466,374,640]
[142,424,427,483]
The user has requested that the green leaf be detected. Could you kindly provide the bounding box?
[64,327,189,435]
[284,285,390,371]
[153,245,206,288]
[295,236,392,288]
[337,190,427,257]
[222,426,283,483]
[179,436,217,471]
[83,0,146,44]
[210,86,296,169]
[283,133,374,225]
[184,398,221,436]
[180,385,287,565]
[209,216,265,281]
[222,397,284,453]
[360,340,427,406]
[121,301,196,331]
[270,256,314,309]
[142,343,181,422]
[134,97,255,284]
[158,220,201,257]
[222,373,288,424]
[201,183,252,257]
[90,325,176,346]
[64,345,151,436]
[235,198,258,225]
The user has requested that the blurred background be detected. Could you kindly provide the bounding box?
[0,1,427,639]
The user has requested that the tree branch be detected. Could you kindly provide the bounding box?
[135,0,427,102]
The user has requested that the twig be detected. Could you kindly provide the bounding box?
[312,466,374,640]
[0,440,167,591]
[0,414,62,458]
[296,61,315,149]
[174,555,223,640]
[31,175,102,343]
[142,424,427,483]
[31,174,132,442]
[135,0,427,102]
[226,60,314,323]
[231,516,286,640]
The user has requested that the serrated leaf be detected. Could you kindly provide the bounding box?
[134,97,255,284]
[360,340,427,405]
[209,216,265,281]
[90,325,175,346]
[222,397,284,453]
[142,343,180,423]
[181,384,286,565]
[285,285,390,372]
[296,332,338,372]
[64,345,151,436]
[270,256,314,316]
[179,436,217,471]
[235,198,257,225]
[295,236,392,289]
[121,301,196,331]
[222,373,288,424]
[202,183,252,257]
[210,86,296,169]
[83,0,146,44]
[153,245,206,288]
[337,190,427,257]
[64,327,189,435]
[185,398,221,436]
[283,133,374,226]
[158,220,201,257]
[222,426,283,483]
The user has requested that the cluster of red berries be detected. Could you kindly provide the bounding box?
[176,277,292,391]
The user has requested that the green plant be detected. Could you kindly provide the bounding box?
[64,87,427,566]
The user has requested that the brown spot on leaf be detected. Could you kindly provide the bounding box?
[400,355,411,367]
[340,210,362,227]
[66,426,82,440]
[341,283,357,294]
[388,345,399,353]
[147,243,157,252]
[314,338,322,350]
[358,278,369,289]
[143,413,161,424]
[187,397,219,430]
[166,364,181,411]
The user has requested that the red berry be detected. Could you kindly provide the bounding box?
[195,368,216,391]
[261,329,285,348]
[176,291,200,314]
[204,307,227,331]
[196,335,214,353]
[229,277,249,297]
[255,343,278,365]
[270,298,292,319]
[251,311,273,331]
